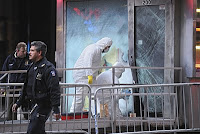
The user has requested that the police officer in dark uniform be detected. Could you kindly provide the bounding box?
[1,42,29,83]
[12,41,61,134]
[1,42,29,120]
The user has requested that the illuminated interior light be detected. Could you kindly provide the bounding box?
[196,64,200,68]
[197,9,200,12]
[196,46,200,49]
[196,28,200,31]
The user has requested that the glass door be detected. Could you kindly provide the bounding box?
[128,0,173,116]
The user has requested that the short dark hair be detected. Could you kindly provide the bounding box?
[31,41,47,57]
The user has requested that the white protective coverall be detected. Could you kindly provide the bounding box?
[96,62,125,117]
[70,37,113,112]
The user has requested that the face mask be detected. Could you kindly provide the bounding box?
[102,46,110,53]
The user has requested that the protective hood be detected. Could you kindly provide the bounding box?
[95,37,112,50]
[113,62,125,78]
[73,37,113,81]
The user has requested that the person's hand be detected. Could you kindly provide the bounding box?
[88,75,93,84]
[53,113,61,120]
[12,104,18,113]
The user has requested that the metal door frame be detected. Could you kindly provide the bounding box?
[128,0,175,119]
[128,0,174,84]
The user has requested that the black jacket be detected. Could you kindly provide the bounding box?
[16,57,61,113]
[1,52,29,83]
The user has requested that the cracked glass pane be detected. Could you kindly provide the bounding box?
[135,5,165,113]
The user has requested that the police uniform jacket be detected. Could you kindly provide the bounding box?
[1,52,29,83]
[16,57,60,113]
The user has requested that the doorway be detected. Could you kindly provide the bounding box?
[128,0,174,115]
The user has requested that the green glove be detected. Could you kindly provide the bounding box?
[88,75,93,84]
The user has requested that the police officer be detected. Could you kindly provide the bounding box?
[12,41,61,134]
[1,42,29,120]
[1,42,29,83]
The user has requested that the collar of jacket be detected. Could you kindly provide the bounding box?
[34,57,47,68]
[14,52,18,58]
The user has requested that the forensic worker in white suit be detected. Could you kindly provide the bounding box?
[70,37,113,113]
[96,62,125,117]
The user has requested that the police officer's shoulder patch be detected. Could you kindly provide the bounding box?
[51,70,56,77]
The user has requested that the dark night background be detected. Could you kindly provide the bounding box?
[0,0,56,68]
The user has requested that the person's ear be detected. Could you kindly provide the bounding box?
[38,51,42,56]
